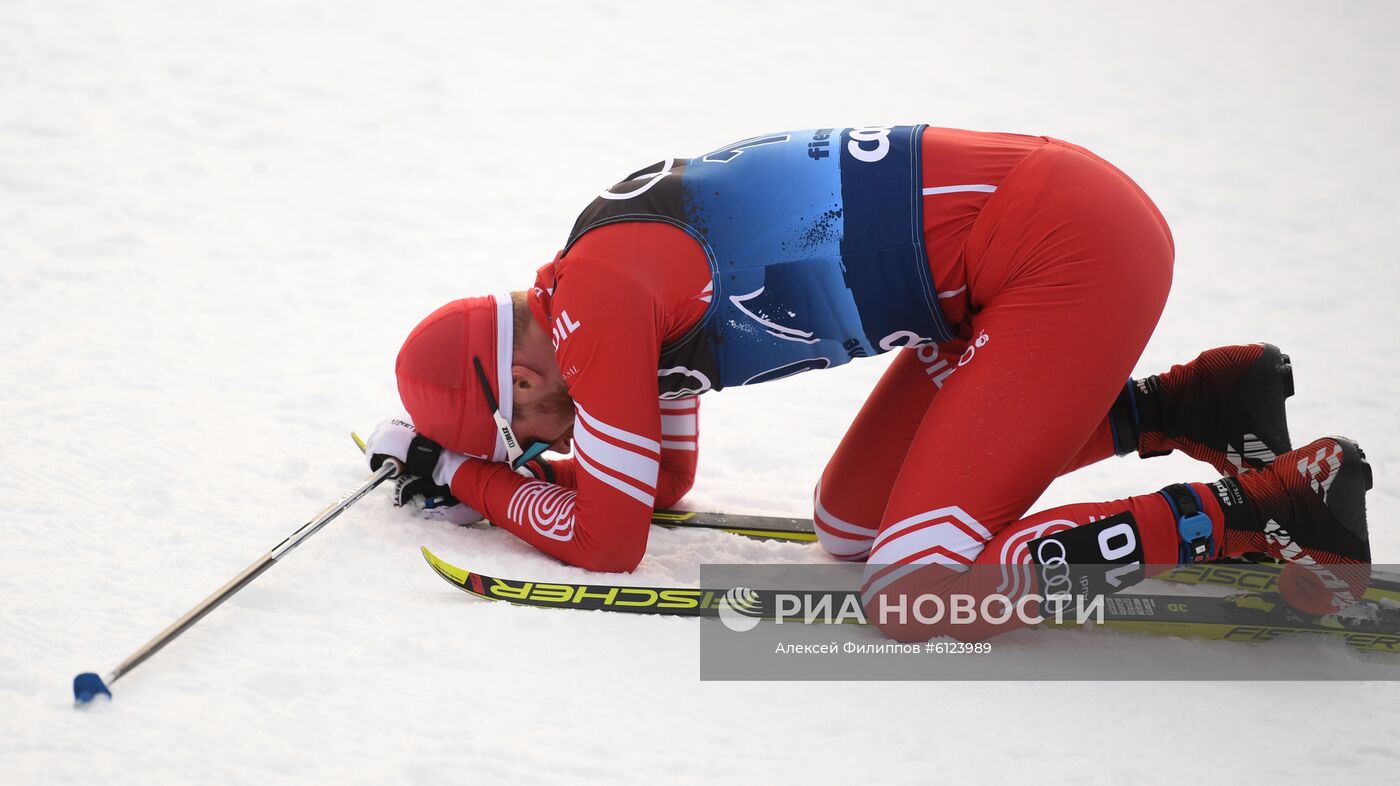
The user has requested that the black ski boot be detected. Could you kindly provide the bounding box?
[1110,343,1294,476]
[1211,436,1373,613]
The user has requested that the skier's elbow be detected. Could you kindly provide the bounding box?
[655,479,693,511]
[655,464,697,510]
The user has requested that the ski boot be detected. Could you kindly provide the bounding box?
[1111,343,1294,475]
[1208,436,1373,614]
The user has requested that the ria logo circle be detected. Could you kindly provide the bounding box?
[718,587,764,632]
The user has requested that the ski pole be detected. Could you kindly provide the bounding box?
[72,457,401,705]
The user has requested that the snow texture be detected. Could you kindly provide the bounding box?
[3,1,1399,784]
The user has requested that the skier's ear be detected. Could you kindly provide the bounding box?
[512,364,546,395]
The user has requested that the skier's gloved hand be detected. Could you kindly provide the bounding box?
[364,419,468,488]
[392,473,485,526]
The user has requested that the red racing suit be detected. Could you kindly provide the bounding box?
[444,127,1187,581]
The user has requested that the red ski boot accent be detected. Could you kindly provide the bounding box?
[1211,437,1372,614]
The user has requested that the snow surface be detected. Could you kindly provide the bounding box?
[4,1,1400,783]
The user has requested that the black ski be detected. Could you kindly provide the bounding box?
[420,547,1400,653]
[650,508,816,542]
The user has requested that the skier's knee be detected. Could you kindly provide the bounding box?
[812,480,877,561]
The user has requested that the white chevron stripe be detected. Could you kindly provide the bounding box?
[873,505,992,553]
[869,521,985,569]
[660,440,696,451]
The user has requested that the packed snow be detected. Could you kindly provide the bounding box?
[3,1,1399,784]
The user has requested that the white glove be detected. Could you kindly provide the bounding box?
[366,419,483,526]
[364,418,468,487]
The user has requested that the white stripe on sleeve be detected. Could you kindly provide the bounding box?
[574,418,659,490]
[575,404,661,454]
[575,450,655,506]
[660,414,697,437]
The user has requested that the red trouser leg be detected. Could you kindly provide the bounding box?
[815,346,1120,560]
[825,140,1196,636]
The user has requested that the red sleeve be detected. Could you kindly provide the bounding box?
[448,260,696,572]
[526,395,697,507]
[655,396,698,508]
